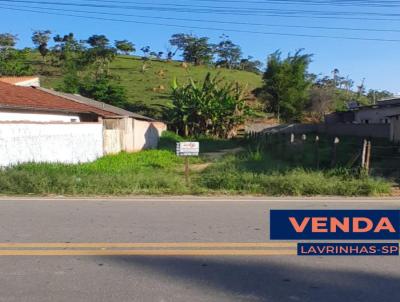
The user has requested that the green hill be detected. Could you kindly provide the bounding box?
[36,55,263,114]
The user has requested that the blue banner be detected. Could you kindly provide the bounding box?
[270,210,400,240]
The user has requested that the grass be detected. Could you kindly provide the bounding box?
[0,150,190,195]
[33,55,262,113]
[197,152,391,196]
[0,137,392,196]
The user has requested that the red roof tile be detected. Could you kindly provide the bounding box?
[0,81,114,117]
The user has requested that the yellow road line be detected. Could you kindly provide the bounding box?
[0,249,297,256]
[0,242,297,248]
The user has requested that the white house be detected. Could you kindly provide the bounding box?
[0,77,166,166]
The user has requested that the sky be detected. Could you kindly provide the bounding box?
[0,0,399,93]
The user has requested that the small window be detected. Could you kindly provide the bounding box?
[70,118,78,123]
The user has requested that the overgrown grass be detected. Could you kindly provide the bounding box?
[197,152,391,196]
[0,144,391,196]
[0,150,189,195]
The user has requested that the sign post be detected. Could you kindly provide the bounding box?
[176,142,200,187]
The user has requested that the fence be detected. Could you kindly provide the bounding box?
[0,122,103,166]
[245,131,400,180]
[258,123,391,140]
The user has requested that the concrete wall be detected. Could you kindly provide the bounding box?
[320,123,390,139]
[0,122,103,166]
[0,111,80,123]
[103,129,121,154]
[103,118,167,154]
[355,107,400,124]
[133,120,167,151]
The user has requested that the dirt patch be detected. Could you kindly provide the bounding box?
[391,186,400,196]
[190,163,211,172]
[202,147,245,160]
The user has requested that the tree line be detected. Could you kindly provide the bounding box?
[0,31,394,138]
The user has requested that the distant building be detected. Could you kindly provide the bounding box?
[324,96,400,143]
[388,114,400,143]
[325,96,400,125]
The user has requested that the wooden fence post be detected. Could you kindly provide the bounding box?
[301,134,307,166]
[315,135,320,169]
[331,137,340,168]
[361,139,367,169]
[365,140,372,175]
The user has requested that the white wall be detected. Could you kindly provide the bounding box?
[15,78,40,87]
[0,123,103,166]
[0,112,80,123]
[133,119,167,151]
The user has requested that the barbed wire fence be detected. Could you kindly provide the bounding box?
[245,131,400,180]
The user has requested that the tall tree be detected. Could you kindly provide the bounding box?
[0,33,17,50]
[140,46,151,59]
[239,57,263,74]
[115,40,135,55]
[215,35,242,69]
[0,33,32,76]
[86,34,109,48]
[259,50,313,122]
[366,89,394,104]
[31,30,52,62]
[169,33,214,65]
[85,34,116,75]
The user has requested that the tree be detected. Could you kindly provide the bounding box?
[215,35,242,69]
[86,34,109,48]
[52,33,86,70]
[239,56,263,74]
[366,89,393,104]
[32,30,52,62]
[308,85,336,121]
[0,33,17,50]
[166,73,251,138]
[169,33,214,65]
[85,34,116,75]
[140,46,151,59]
[259,50,313,122]
[79,74,128,108]
[115,40,135,55]
[0,33,33,76]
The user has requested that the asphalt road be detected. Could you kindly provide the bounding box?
[0,197,399,302]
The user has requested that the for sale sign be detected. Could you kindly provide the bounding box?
[176,142,200,157]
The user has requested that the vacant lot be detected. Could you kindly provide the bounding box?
[0,133,392,196]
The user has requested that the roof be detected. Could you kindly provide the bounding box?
[0,76,39,85]
[38,88,154,121]
[376,96,400,106]
[0,81,114,116]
